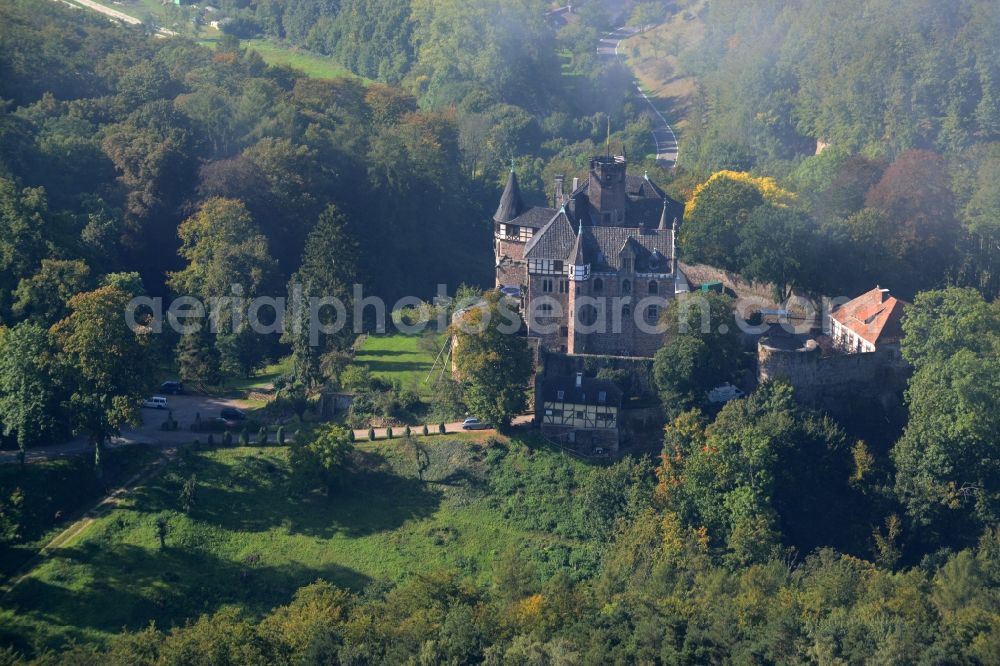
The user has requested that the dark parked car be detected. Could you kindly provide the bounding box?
[220,407,247,421]
[159,381,184,395]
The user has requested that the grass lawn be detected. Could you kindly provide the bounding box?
[242,39,362,81]
[0,434,598,653]
[0,445,161,586]
[354,333,444,397]
[225,357,293,394]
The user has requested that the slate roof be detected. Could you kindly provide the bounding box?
[526,214,674,273]
[540,375,623,407]
[830,287,908,346]
[508,206,557,229]
[524,209,577,259]
[517,157,683,271]
[494,169,528,223]
[567,175,684,228]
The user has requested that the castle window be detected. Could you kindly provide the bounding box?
[598,391,607,403]
[622,279,631,294]
[593,278,603,293]
[622,258,632,272]
[542,279,553,293]
[537,303,553,314]
[559,279,569,294]
[622,304,631,318]
[648,280,658,295]
[553,260,563,273]
[578,305,597,326]
[645,304,659,322]
[556,390,565,400]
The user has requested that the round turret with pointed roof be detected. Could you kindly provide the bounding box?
[493,167,528,223]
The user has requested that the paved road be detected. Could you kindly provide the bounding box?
[1,394,535,463]
[351,414,534,441]
[0,394,247,464]
[598,25,679,168]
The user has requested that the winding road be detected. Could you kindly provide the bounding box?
[598,25,679,168]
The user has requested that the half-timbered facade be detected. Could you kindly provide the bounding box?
[539,373,623,453]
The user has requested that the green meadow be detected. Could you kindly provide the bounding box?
[354,334,443,397]
[0,434,597,652]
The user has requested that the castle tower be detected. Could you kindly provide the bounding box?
[566,219,590,354]
[493,167,529,288]
[588,155,627,225]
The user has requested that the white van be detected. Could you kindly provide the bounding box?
[142,396,168,409]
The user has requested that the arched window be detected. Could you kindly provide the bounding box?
[622,304,631,318]
[593,278,604,293]
[578,305,598,326]
[622,279,631,295]
[648,280,658,295]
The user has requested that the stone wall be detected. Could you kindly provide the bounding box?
[757,337,910,415]
[496,238,528,288]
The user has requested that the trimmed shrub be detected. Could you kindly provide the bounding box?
[348,429,355,442]
[386,427,393,439]
[422,424,430,436]
[368,427,376,441]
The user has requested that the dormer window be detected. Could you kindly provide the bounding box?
[556,390,565,400]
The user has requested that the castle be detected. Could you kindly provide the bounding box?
[493,154,686,357]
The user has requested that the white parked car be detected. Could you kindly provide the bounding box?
[706,384,745,403]
[142,396,168,409]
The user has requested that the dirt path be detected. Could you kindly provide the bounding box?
[59,0,178,37]
[0,449,177,600]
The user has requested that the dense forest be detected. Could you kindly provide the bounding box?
[0,0,998,662]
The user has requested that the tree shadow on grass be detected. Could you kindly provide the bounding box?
[1,540,370,655]
[353,349,423,358]
[128,449,443,540]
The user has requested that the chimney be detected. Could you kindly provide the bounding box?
[575,372,583,388]
[572,176,579,191]
[554,175,565,207]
